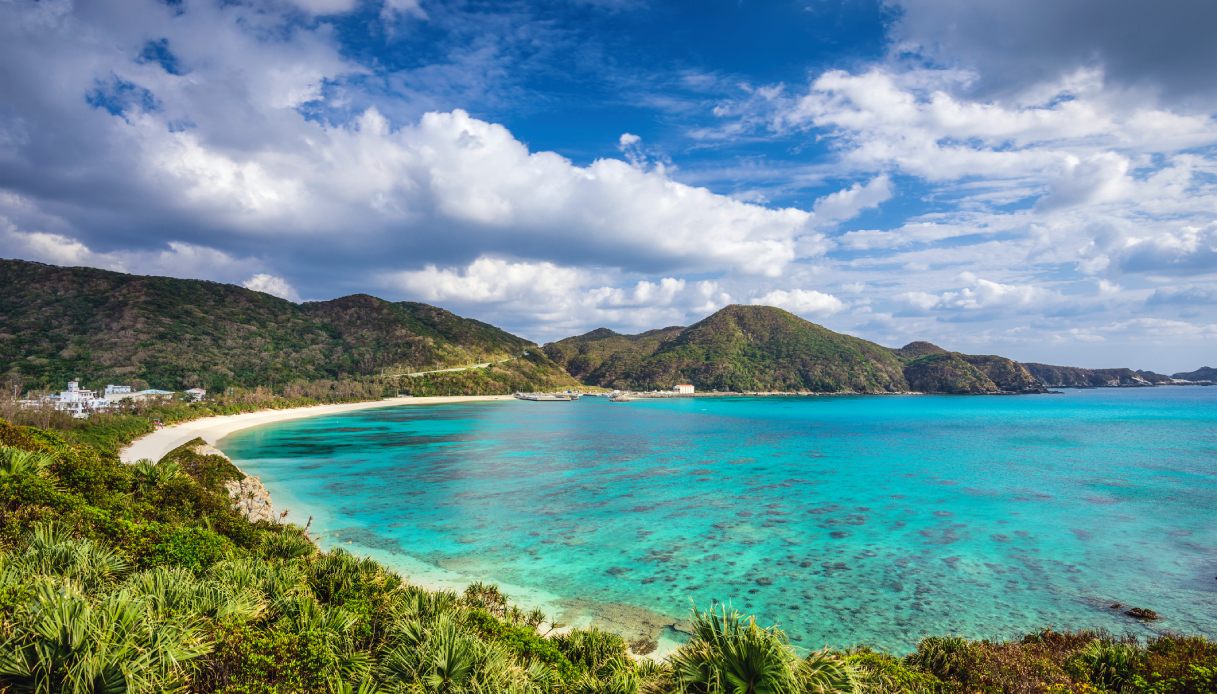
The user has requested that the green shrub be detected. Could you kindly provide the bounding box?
[907,636,978,685]
[846,648,944,693]
[149,525,234,571]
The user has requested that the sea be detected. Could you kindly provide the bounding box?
[219,387,1217,652]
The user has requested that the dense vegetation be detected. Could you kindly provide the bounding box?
[545,306,908,393]
[0,408,1213,693]
[0,260,577,394]
[1023,365,1173,388]
[544,307,1044,394]
[6,260,1198,398]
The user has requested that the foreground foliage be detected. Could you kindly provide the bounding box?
[0,415,1213,693]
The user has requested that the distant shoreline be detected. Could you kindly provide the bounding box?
[118,395,514,464]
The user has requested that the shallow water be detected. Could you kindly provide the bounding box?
[221,387,1217,651]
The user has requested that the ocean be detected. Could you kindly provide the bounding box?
[220,387,1217,651]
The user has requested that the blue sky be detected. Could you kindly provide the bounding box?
[1,0,1215,371]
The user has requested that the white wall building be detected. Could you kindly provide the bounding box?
[106,388,175,403]
[673,383,695,395]
[51,381,111,418]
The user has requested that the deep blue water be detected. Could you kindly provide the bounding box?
[221,388,1217,651]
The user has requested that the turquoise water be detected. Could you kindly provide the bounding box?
[221,388,1217,651]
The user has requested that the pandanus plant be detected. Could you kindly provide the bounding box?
[131,458,182,491]
[8,523,129,590]
[377,610,549,693]
[0,524,287,693]
[669,604,858,694]
[0,579,211,693]
[0,446,55,478]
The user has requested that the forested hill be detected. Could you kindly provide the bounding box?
[544,305,1046,394]
[0,259,577,392]
[1023,363,1174,388]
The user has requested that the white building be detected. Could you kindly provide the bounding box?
[51,381,112,418]
[106,388,176,403]
[104,384,132,397]
[673,383,695,395]
[185,387,207,402]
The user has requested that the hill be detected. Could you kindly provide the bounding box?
[1173,366,1216,382]
[0,259,578,393]
[545,306,1045,394]
[1023,363,1172,388]
[541,326,685,387]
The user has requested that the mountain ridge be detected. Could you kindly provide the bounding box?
[544,306,1194,395]
[544,305,1048,394]
[3,259,1201,396]
[0,258,578,393]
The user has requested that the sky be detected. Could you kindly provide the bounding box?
[1,0,1215,372]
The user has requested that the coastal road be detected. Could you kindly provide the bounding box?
[395,356,515,378]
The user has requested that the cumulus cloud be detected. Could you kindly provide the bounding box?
[380,256,732,340]
[243,273,301,301]
[897,273,1054,317]
[0,0,813,282]
[750,289,845,317]
[382,257,588,305]
[0,223,267,283]
[1117,223,1217,276]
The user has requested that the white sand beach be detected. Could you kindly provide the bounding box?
[118,395,513,464]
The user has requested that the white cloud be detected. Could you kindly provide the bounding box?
[1117,222,1217,276]
[751,288,845,317]
[897,273,1053,315]
[380,256,732,340]
[383,257,587,305]
[812,175,891,225]
[243,273,301,301]
[0,210,270,284]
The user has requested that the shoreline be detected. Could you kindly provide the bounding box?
[120,393,686,657]
[119,395,514,464]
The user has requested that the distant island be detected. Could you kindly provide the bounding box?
[1,258,1210,400]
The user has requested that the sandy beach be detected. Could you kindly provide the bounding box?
[119,395,513,464]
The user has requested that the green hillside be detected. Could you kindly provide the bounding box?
[1024,363,1172,388]
[0,259,577,393]
[545,309,1047,394]
[902,353,1000,394]
[548,305,908,393]
[541,326,684,388]
[898,348,1044,394]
